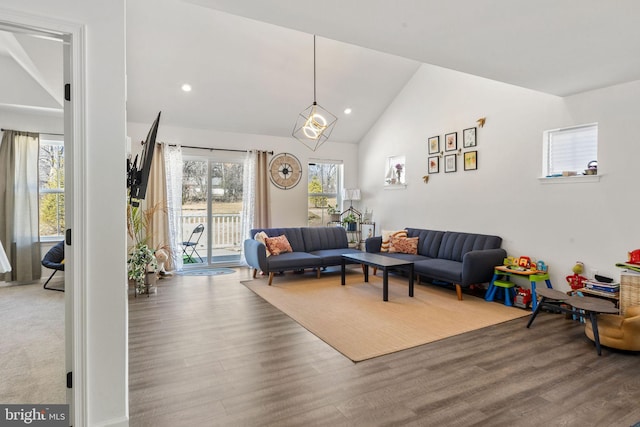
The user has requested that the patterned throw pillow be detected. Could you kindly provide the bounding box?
[254,231,270,257]
[264,235,293,256]
[381,229,408,252]
[388,236,419,254]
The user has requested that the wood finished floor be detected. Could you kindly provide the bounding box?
[129,268,640,427]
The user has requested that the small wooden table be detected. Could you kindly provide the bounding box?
[341,252,414,301]
[526,287,619,355]
[489,266,553,310]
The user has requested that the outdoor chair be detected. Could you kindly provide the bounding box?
[41,241,65,292]
[182,224,204,263]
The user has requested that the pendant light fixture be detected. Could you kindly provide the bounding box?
[292,35,337,151]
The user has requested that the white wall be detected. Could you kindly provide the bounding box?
[359,63,640,291]
[127,122,360,227]
[0,2,127,426]
[0,111,64,134]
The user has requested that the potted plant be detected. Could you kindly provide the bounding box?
[342,212,358,232]
[327,204,341,222]
[127,202,165,295]
[127,243,157,295]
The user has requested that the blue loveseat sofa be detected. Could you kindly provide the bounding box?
[366,228,506,300]
[244,226,361,286]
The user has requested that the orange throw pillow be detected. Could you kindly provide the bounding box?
[381,229,408,252]
[388,236,418,254]
[264,235,293,256]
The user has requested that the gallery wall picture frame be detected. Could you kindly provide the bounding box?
[428,136,440,154]
[444,154,457,173]
[463,127,477,148]
[445,132,457,151]
[428,156,439,174]
[464,150,478,171]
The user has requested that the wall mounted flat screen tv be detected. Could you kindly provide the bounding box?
[127,111,161,205]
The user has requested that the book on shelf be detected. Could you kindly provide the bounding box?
[579,288,619,298]
[584,284,620,293]
[615,262,640,273]
[583,280,620,293]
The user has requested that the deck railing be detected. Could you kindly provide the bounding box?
[181,213,242,250]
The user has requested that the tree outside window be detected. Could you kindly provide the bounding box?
[39,140,65,238]
[308,162,341,226]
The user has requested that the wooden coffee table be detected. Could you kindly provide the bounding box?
[341,252,414,301]
[526,287,619,355]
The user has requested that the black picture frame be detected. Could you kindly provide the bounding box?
[444,154,457,173]
[445,132,457,152]
[464,150,478,171]
[428,136,440,154]
[428,156,439,174]
[463,127,477,148]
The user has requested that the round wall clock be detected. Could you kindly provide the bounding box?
[269,152,302,189]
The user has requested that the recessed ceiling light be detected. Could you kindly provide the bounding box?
[344,108,352,115]
[181,83,192,92]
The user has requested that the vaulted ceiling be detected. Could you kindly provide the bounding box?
[2,1,640,144]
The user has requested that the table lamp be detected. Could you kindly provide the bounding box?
[342,188,360,208]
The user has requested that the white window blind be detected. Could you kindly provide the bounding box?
[544,123,597,176]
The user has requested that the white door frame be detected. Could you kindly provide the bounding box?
[0,11,87,426]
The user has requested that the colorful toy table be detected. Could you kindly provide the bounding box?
[486,266,553,310]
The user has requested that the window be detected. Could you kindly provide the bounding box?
[543,123,597,177]
[39,136,65,238]
[308,161,342,226]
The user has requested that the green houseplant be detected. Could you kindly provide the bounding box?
[327,204,341,222]
[127,203,163,295]
[342,212,358,232]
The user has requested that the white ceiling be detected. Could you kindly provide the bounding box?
[0,29,62,117]
[2,1,640,143]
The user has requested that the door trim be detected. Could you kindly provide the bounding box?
[0,10,87,426]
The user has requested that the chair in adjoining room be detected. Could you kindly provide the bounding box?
[182,224,204,263]
[41,241,65,292]
[584,305,640,351]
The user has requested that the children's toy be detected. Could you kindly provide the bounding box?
[629,249,640,265]
[536,260,547,272]
[513,287,532,309]
[518,256,531,269]
[566,261,586,290]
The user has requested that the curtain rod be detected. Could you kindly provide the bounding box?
[168,144,273,154]
[1,128,63,136]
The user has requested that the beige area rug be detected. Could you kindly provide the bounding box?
[242,270,529,362]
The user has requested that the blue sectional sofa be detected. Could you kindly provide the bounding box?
[243,227,361,286]
[365,228,506,300]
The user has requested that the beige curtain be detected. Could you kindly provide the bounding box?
[0,130,41,282]
[241,150,270,258]
[146,143,172,270]
[254,151,271,228]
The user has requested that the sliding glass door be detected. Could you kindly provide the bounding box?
[181,151,244,267]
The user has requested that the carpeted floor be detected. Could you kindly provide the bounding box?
[0,279,66,404]
[243,270,530,362]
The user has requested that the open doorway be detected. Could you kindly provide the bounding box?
[0,18,74,414]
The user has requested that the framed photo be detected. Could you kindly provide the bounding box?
[361,223,376,240]
[428,156,439,174]
[464,150,477,171]
[428,136,440,154]
[445,132,457,151]
[444,154,457,173]
[463,127,477,148]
